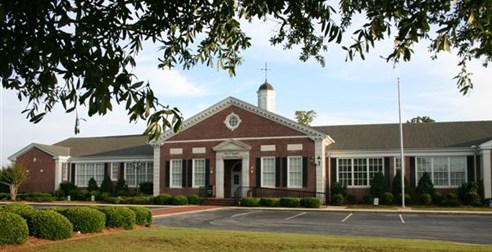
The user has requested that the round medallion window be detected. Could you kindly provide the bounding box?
[224,113,241,131]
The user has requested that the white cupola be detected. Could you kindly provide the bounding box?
[257,81,276,113]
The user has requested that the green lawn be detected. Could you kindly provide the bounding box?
[8,227,492,252]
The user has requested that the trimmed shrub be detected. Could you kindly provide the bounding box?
[19,192,54,202]
[139,182,153,195]
[99,207,136,230]
[438,199,461,207]
[332,194,344,206]
[121,196,153,205]
[416,172,435,195]
[346,194,357,205]
[419,193,432,205]
[115,178,129,196]
[88,178,99,191]
[395,193,412,205]
[259,198,280,207]
[153,194,172,205]
[447,192,459,200]
[0,212,29,245]
[363,195,374,205]
[370,171,387,199]
[300,197,320,208]
[0,192,10,200]
[330,182,347,197]
[31,210,73,240]
[280,197,300,207]
[171,195,188,205]
[240,197,260,207]
[187,194,200,205]
[382,192,394,205]
[53,189,65,200]
[432,191,444,204]
[100,176,113,194]
[62,207,106,233]
[466,192,482,206]
[4,202,36,233]
[128,206,152,226]
[60,181,77,196]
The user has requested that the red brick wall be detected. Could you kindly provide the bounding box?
[15,148,56,193]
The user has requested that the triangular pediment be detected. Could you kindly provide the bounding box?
[212,139,251,152]
[480,140,492,149]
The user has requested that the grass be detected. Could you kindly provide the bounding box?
[7,226,492,252]
[411,205,492,212]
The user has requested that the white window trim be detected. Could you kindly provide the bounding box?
[261,156,276,188]
[224,112,242,131]
[110,163,119,181]
[62,163,69,181]
[287,156,303,189]
[170,159,183,188]
[124,162,154,188]
[192,158,206,188]
[415,156,467,188]
[336,157,385,188]
[74,163,105,187]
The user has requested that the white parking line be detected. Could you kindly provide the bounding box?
[285,212,306,220]
[232,210,262,218]
[399,214,405,224]
[341,213,353,222]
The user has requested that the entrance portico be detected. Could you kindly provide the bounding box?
[213,139,251,199]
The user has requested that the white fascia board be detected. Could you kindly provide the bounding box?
[68,156,153,163]
[480,140,492,150]
[328,147,476,158]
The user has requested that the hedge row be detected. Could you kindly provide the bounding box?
[103,194,199,206]
[0,203,152,245]
[240,197,321,208]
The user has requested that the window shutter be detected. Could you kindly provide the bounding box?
[187,160,193,187]
[302,157,308,188]
[275,158,281,187]
[205,159,210,186]
[165,161,170,187]
[182,160,187,188]
[256,158,261,187]
[410,157,416,188]
[71,164,76,183]
[104,163,109,177]
[384,157,391,186]
[467,156,475,182]
[282,157,288,187]
[330,158,337,184]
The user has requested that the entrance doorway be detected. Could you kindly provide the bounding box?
[224,159,241,198]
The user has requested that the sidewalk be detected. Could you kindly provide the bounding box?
[152,205,223,217]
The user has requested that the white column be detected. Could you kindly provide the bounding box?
[54,159,62,191]
[314,138,326,204]
[153,145,161,196]
[241,153,250,198]
[482,149,491,198]
[216,155,224,198]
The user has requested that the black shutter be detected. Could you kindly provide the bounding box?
[410,157,416,188]
[384,157,391,186]
[205,159,210,186]
[467,156,475,182]
[302,157,308,188]
[182,160,187,187]
[275,158,281,187]
[71,164,76,183]
[256,158,261,187]
[187,160,193,187]
[282,157,288,187]
[104,163,109,177]
[165,161,170,187]
[330,158,337,184]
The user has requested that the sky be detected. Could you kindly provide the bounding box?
[1,18,491,166]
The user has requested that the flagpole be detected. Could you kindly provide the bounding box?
[397,77,406,208]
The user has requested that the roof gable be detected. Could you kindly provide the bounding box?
[213,139,252,152]
[9,143,70,161]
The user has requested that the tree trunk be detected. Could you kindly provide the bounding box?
[9,184,17,201]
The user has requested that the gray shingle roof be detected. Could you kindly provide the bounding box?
[32,143,70,156]
[313,121,492,150]
[54,134,152,157]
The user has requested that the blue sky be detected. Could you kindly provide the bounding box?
[1,19,491,166]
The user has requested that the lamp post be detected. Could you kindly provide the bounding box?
[397,78,406,208]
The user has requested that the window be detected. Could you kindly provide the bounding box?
[124,162,153,187]
[287,156,302,188]
[61,163,68,181]
[394,157,402,174]
[75,163,105,187]
[170,159,182,188]
[337,158,384,187]
[193,159,206,188]
[415,156,466,187]
[111,163,119,181]
[224,113,241,131]
[261,157,276,188]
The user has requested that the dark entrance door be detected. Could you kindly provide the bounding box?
[224,159,241,198]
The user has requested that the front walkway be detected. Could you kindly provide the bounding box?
[152,205,223,217]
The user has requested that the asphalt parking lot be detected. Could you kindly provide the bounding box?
[154,208,492,245]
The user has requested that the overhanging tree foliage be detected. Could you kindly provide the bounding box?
[1,1,490,139]
[295,110,317,126]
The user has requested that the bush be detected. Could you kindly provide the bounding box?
[99,207,136,230]
[187,194,200,205]
[139,182,153,195]
[300,198,320,208]
[120,196,153,205]
[382,192,394,205]
[419,193,432,205]
[88,177,99,191]
[332,194,344,206]
[171,195,188,205]
[459,182,482,206]
[447,192,459,200]
[59,182,77,196]
[20,192,54,202]
[53,189,65,200]
[280,197,300,207]
[128,206,152,226]
[240,197,260,207]
[392,170,409,198]
[4,202,36,234]
[346,194,357,205]
[330,182,347,197]
[432,191,444,204]
[363,195,373,205]
[0,192,10,200]
[31,210,73,240]
[100,176,113,194]
[466,192,482,206]
[259,198,280,207]
[62,207,106,233]
[370,171,387,199]
[153,194,172,205]
[0,212,29,245]
[416,172,435,195]
[115,178,129,196]
[395,193,412,205]
[438,199,461,207]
